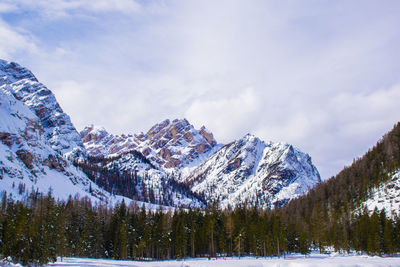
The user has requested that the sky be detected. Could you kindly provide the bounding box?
[1,0,400,180]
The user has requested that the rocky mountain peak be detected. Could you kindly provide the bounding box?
[185,133,321,209]
[81,125,110,143]
[81,118,218,169]
[146,119,171,139]
[0,60,84,155]
[0,61,110,203]
[80,125,137,158]
[141,118,217,168]
[145,118,215,147]
[0,60,38,85]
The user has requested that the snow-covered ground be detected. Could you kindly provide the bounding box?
[2,253,400,267]
[33,254,400,267]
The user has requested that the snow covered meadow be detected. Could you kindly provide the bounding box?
[43,254,400,267]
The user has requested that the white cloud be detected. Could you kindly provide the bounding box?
[0,3,17,13]
[0,19,38,59]
[185,87,262,142]
[52,80,99,129]
[330,85,400,138]
[1,0,400,180]
[261,84,400,179]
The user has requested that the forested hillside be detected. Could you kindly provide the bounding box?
[279,122,400,252]
[292,122,400,215]
[73,151,205,207]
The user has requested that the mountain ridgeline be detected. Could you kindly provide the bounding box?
[0,59,321,209]
[79,119,321,208]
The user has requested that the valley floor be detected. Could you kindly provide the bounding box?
[39,253,400,267]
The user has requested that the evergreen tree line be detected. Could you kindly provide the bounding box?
[279,122,400,254]
[73,151,204,207]
[1,191,400,266]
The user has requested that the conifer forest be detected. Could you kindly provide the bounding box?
[1,191,400,266]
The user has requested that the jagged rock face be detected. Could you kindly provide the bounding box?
[0,88,51,181]
[0,60,84,155]
[80,125,137,158]
[0,61,38,84]
[0,60,109,203]
[142,119,217,168]
[185,134,321,209]
[81,119,217,169]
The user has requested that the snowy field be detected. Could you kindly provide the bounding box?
[42,254,400,267]
[3,253,400,267]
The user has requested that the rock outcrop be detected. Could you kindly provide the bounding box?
[81,118,217,169]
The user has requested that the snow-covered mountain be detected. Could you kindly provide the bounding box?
[79,120,215,207]
[81,123,321,208]
[0,59,322,209]
[0,60,84,156]
[81,118,217,169]
[0,60,109,202]
[183,134,321,208]
[0,60,202,208]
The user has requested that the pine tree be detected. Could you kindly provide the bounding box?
[225,213,234,256]
[110,200,128,259]
[234,228,245,259]
[383,217,395,255]
[368,210,381,255]
[299,230,311,256]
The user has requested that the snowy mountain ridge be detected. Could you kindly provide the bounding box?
[81,125,322,208]
[184,133,321,208]
[81,118,217,170]
[1,59,322,209]
[0,59,199,208]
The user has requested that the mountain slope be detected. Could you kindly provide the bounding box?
[0,60,84,156]
[0,60,171,207]
[364,169,400,217]
[282,122,400,220]
[74,150,205,207]
[0,72,108,202]
[184,134,321,208]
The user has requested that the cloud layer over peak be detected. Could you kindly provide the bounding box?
[1,0,400,179]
